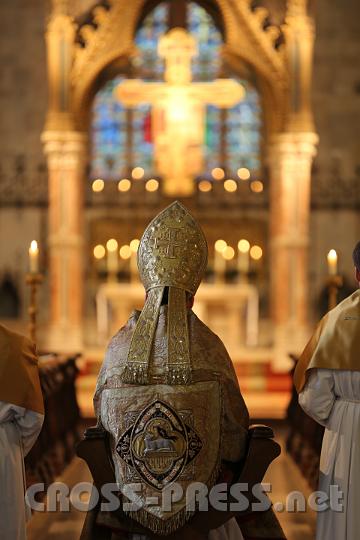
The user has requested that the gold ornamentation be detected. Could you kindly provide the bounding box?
[115,28,244,196]
[121,202,207,385]
[122,286,164,384]
[138,201,208,295]
[116,399,202,491]
[286,0,308,19]
[167,287,191,384]
[100,382,222,535]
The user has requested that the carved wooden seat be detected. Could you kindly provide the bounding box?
[77,424,282,539]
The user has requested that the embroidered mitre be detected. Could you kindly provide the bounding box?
[122,200,208,385]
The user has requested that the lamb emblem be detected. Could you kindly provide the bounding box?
[144,427,177,454]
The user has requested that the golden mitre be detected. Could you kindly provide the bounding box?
[121,201,208,385]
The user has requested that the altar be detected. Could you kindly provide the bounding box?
[96,282,259,351]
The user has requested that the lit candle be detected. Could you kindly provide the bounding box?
[327,249,338,276]
[29,240,39,274]
[223,246,235,269]
[249,245,263,280]
[250,245,263,262]
[106,239,119,279]
[237,239,250,279]
[214,240,227,283]
[93,244,106,273]
[119,244,131,280]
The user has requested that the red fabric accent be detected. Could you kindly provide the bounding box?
[143,111,152,143]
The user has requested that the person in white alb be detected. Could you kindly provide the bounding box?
[0,324,44,540]
[294,241,360,540]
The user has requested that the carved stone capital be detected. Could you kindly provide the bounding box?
[268,131,318,163]
[48,233,84,249]
[41,130,88,169]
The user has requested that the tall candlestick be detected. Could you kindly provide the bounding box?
[214,240,227,284]
[327,249,338,276]
[106,239,119,281]
[237,239,250,282]
[119,244,131,280]
[327,275,343,311]
[214,250,226,283]
[26,273,43,344]
[29,240,39,274]
[93,244,106,275]
[223,246,235,275]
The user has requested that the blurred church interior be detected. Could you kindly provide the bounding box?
[1,0,360,538]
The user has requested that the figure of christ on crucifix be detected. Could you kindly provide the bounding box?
[115,28,245,196]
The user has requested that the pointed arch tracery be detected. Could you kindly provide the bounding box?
[71,0,288,133]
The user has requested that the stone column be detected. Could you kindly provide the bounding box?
[42,130,87,352]
[268,132,318,370]
[267,1,318,370]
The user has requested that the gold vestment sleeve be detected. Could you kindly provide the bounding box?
[294,289,360,393]
[0,324,44,414]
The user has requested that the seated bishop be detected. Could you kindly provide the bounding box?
[84,202,285,540]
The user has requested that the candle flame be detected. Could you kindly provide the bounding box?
[238,239,250,253]
[120,245,132,260]
[94,244,106,259]
[130,239,140,253]
[106,239,118,252]
[223,246,235,260]
[327,249,337,262]
[30,240,38,253]
[250,245,263,260]
[215,239,227,253]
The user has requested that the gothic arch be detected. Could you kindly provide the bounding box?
[71,0,288,133]
[43,0,318,361]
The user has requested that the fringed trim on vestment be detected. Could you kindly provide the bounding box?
[121,451,222,536]
[120,363,149,385]
[165,365,192,385]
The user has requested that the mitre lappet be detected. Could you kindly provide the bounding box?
[94,201,249,535]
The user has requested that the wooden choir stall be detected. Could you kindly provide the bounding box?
[25,354,82,495]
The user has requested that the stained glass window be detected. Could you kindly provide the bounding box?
[90,1,262,181]
[91,76,127,180]
[225,81,262,172]
[187,2,222,81]
[135,2,167,81]
[205,106,222,171]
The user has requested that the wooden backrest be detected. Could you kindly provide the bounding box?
[77,424,281,539]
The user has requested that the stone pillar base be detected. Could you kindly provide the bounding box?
[272,321,311,373]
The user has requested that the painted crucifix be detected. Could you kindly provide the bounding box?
[115,28,245,196]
